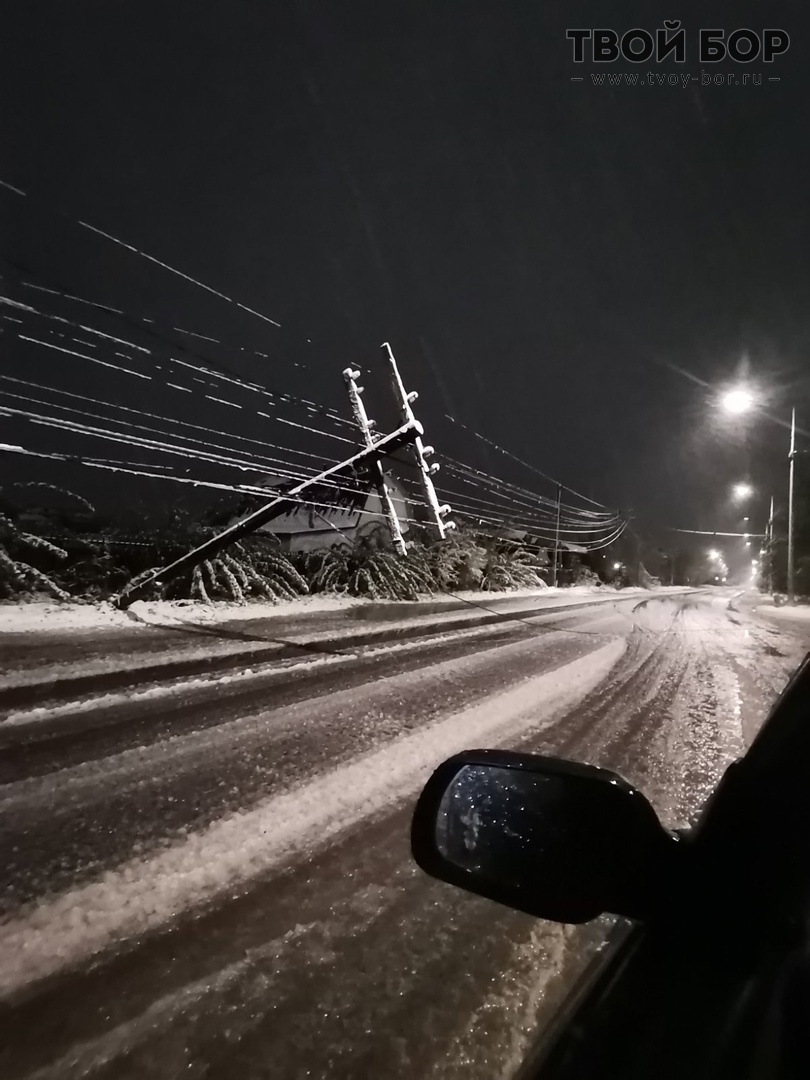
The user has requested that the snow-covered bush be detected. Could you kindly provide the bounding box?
[638,563,660,589]
[574,565,603,588]
[301,535,435,601]
[425,530,487,591]
[0,512,71,601]
[480,543,547,591]
[180,542,309,604]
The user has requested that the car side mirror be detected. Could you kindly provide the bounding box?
[412,750,680,923]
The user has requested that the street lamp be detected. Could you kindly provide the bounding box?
[719,386,801,603]
[720,387,756,415]
[732,482,754,502]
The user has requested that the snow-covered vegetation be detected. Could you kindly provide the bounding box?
[0,491,553,605]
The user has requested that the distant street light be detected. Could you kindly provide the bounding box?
[720,387,756,415]
[612,562,622,571]
[708,548,721,561]
[732,482,754,502]
[717,385,802,603]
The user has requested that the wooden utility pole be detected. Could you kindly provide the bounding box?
[114,352,454,610]
[114,422,421,609]
[343,366,407,554]
[551,484,562,587]
[384,342,455,539]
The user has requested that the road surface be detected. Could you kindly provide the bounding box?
[1,589,808,1079]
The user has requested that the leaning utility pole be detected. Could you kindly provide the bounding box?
[114,422,420,609]
[114,353,453,610]
[383,342,454,539]
[343,366,407,555]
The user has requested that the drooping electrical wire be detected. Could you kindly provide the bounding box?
[0,442,429,529]
[0,375,342,471]
[442,413,610,509]
[0,177,282,328]
[442,456,618,520]
[0,399,385,508]
[435,475,622,529]
[1,294,354,433]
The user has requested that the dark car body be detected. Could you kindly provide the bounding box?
[413,653,810,1079]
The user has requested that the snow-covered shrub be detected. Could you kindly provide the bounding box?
[481,543,547,591]
[638,563,660,589]
[0,512,71,601]
[106,508,309,605]
[301,536,435,600]
[55,543,131,599]
[425,530,488,591]
[159,541,308,605]
[574,565,603,587]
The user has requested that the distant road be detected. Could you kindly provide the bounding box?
[1,590,807,1080]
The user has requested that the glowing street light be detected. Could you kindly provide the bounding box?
[732,482,754,502]
[715,384,801,602]
[612,562,622,571]
[720,387,756,415]
[708,549,721,561]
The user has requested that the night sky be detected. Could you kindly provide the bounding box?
[2,1,809,553]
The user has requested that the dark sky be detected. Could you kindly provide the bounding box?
[2,1,809,550]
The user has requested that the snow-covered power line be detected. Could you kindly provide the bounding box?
[0,177,282,328]
[0,375,341,471]
[442,414,611,510]
[9,278,297,368]
[441,456,618,520]
[412,481,623,535]
[11,326,358,448]
[0,398,387,507]
[0,292,150,353]
[434,473,622,529]
[397,465,625,543]
[3,297,353,432]
[18,335,152,381]
[0,442,430,529]
[670,528,767,538]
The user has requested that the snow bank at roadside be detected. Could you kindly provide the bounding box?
[757,602,810,626]
[0,595,361,634]
[0,584,683,636]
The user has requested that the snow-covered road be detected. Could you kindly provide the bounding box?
[1,590,808,1079]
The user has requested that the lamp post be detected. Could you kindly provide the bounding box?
[719,387,800,603]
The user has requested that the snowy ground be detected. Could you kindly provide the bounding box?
[1,588,808,1079]
[0,583,651,634]
[0,585,660,698]
[754,597,810,627]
